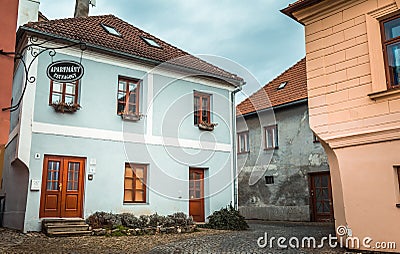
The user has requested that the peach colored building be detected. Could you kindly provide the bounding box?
[282,0,400,252]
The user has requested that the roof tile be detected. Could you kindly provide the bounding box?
[24,15,243,83]
[237,58,307,116]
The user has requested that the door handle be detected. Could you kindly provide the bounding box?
[59,183,62,191]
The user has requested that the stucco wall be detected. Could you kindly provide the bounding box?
[24,133,233,232]
[0,0,19,144]
[237,103,329,221]
[9,46,236,232]
[292,0,400,252]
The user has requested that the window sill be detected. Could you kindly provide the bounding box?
[264,147,279,151]
[120,114,140,121]
[368,86,400,100]
[123,202,148,205]
[197,122,217,131]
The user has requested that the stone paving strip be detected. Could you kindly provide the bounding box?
[148,221,360,254]
[0,221,363,253]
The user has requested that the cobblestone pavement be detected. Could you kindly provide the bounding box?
[148,221,360,254]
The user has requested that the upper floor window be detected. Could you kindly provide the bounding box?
[49,80,79,105]
[194,91,210,125]
[264,125,278,150]
[118,77,140,116]
[381,15,400,89]
[237,131,249,154]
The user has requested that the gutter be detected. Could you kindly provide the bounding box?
[280,0,324,24]
[238,98,308,119]
[231,86,243,210]
[17,27,245,88]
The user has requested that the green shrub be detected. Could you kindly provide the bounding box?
[87,211,194,230]
[203,204,248,231]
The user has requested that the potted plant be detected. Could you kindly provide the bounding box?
[198,121,218,131]
[50,101,81,113]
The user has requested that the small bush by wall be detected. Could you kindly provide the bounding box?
[201,205,249,231]
[86,212,195,236]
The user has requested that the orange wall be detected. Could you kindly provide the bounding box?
[0,0,19,145]
[292,0,400,252]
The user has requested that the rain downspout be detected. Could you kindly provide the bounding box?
[231,85,243,210]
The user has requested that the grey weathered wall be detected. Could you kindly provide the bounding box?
[237,103,329,221]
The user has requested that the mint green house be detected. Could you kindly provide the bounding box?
[1,15,244,232]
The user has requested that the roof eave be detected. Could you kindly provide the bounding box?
[18,26,244,88]
[280,0,325,24]
[237,98,308,118]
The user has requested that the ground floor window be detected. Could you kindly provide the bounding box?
[124,163,147,203]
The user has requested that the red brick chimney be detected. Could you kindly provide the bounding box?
[74,0,90,18]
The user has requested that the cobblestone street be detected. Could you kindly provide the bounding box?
[0,221,364,253]
[149,221,358,254]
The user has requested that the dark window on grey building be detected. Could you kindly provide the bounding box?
[265,176,274,185]
[264,125,278,150]
[313,133,320,143]
[237,131,249,153]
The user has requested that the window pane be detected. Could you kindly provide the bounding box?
[65,95,75,104]
[128,105,136,114]
[125,178,134,189]
[387,42,400,86]
[52,94,62,104]
[384,18,400,40]
[266,129,273,148]
[194,96,200,124]
[53,82,62,92]
[129,83,137,92]
[135,168,144,178]
[129,92,136,104]
[118,102,125,114]
[125,167,133,177]
[136,179,143,189]
[124,190,133,202]
[119,80,127,91]
[135,190,144,202]
[118,92,126,102]
[66,83,75,94]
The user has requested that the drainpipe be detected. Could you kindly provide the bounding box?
[231,85,243,210]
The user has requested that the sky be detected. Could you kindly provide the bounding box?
[40,0,305,103]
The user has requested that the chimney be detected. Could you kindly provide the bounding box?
[74,0,90,18]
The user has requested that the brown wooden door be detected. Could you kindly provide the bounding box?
[40,156,85,218]
[189,168,205,222]
[309,172,334,222]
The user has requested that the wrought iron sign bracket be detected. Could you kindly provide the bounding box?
[0,36,86,112]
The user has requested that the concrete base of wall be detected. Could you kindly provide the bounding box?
[239,205,310,222]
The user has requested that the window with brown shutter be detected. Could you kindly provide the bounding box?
[117,77,141,116]
[124,163,147,203]
[194,91,211,125]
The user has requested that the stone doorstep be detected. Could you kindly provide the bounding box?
[46,230,92,237]
[46,224,90,234]
[42,218,86,227]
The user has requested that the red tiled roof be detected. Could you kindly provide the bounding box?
[236,58,307,116]
[22,15,243,84]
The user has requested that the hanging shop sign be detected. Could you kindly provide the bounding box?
[47,60,84,82]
